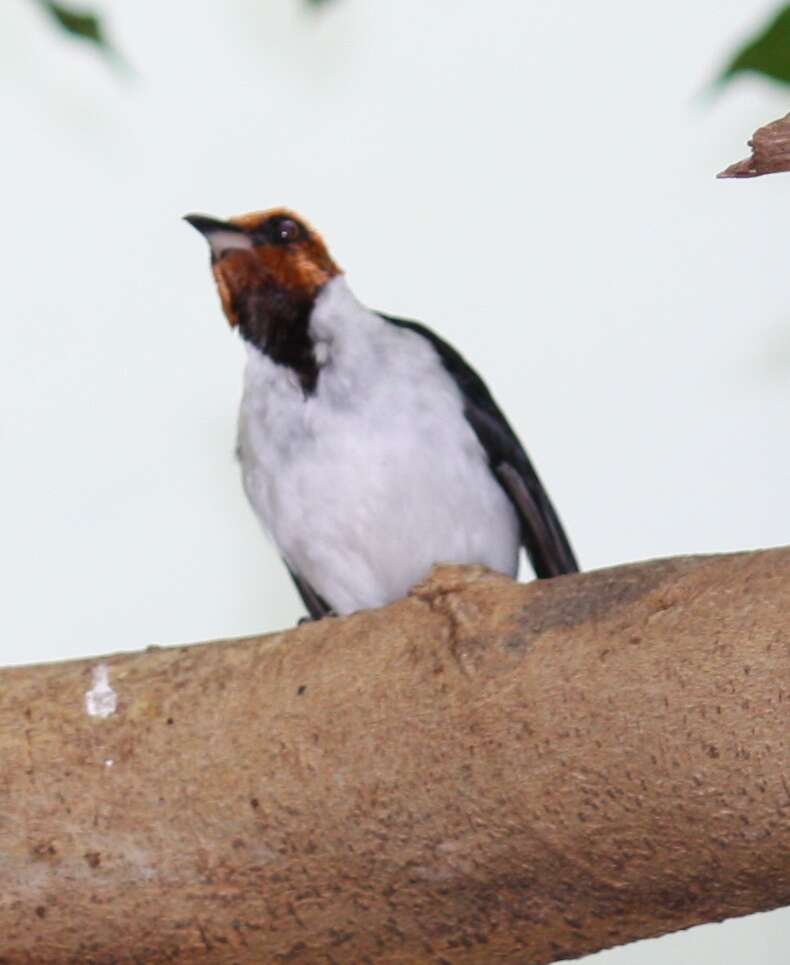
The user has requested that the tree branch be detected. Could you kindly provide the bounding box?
[3,550,789,962]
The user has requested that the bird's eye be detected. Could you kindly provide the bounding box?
[275,218,301,244]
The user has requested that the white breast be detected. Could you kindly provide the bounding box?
[237,276,520,615]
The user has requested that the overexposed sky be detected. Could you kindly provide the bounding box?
[1,1,788,960]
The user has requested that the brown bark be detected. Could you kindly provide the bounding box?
[2,550,789,964]
[718,111,790,177]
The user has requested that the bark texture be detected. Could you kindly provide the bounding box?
[2,550,789,964]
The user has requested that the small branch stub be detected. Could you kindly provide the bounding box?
[719,111,790,177]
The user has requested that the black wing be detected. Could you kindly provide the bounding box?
[380,314,579,579]
[285,563,334,621]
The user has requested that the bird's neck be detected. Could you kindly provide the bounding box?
[236,283,320,394]
[238,276,375,395]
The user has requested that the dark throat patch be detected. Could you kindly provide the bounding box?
[236,286,319,395]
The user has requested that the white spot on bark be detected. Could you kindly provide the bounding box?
[85,664,117,719]
[104,759,114,768]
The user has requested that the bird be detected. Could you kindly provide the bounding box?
[185,208,578,619]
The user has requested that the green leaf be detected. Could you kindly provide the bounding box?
[39,1,108,51]
[720,4,790,85]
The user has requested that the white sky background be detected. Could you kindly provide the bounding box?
[1,0,789,959]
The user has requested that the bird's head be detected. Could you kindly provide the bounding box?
[184,208,341,331]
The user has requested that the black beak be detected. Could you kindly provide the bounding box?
[183,213,240,236]
[183,213,253,258]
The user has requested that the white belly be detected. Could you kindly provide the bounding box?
[236,286,520,615]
